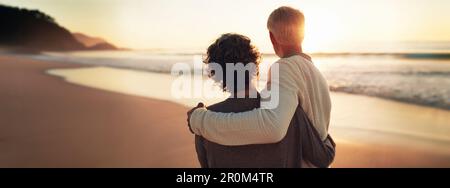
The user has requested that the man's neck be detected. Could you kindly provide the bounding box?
[280,45,303,58]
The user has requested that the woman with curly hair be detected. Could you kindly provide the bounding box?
[195,33,269,167]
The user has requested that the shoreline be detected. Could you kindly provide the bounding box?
[45,64,450,111]
[1,54,449,167]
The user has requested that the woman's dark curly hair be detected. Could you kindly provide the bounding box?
[204,33,261,93]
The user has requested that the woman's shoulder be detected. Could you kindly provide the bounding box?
[206,95,261,113]
[206,100,229,112]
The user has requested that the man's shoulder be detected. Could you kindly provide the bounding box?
[273,55,311,68]
[269,57,306,78]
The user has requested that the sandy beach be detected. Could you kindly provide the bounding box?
[0,55,198,167]
[1,54,449,167]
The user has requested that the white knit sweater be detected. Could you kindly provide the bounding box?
[190,55,331,146]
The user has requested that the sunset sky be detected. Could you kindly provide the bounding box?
[1,0,450,52]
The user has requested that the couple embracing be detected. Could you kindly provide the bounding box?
[187,6,336,168]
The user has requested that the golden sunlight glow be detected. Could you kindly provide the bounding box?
[1,0,449,52]
[302,10,343,52]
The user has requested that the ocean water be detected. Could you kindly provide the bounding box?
[316,55,450,109]
[31,50,450,110]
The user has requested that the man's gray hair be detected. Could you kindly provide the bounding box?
[267,6,305,46]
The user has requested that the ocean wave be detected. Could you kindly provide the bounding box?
[295,52,450,60]
[329,84,450,110]
[28,52,194,74]
[325,70,450,77]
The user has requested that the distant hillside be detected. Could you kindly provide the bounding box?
[73,33,107,47]
[0,4,118,51]
[73,32,117,50]
[87,42,118,50]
